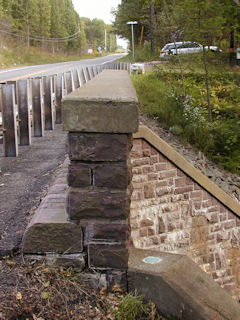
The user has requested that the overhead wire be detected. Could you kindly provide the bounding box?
[0,24,80,42]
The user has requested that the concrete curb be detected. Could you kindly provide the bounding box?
[23,159,83,255]
[128,248,240,320]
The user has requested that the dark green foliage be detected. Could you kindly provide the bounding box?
[0,0,115,54]
[114,0,240,56]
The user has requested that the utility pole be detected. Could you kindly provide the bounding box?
[105,29,107,52]
[150,0,154,54]
[26,0,30,47]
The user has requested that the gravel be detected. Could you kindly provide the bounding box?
[139,112,240,203]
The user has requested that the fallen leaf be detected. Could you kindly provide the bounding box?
[41,291,50,299]
[33,314,45,320]
[6,260,16,267]
[112,285,122,293]
[16,292,22,300]
[100,287,107,295]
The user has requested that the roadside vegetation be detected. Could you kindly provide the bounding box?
[115,0,240,174]
[132,51,240,174]
[0,43,106,69]
[0,0,118,61]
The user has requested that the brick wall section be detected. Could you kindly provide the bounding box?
[130,138,240,301]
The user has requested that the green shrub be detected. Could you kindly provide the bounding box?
[132,71,240,173]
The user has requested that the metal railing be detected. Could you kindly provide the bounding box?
[0,62,130,157]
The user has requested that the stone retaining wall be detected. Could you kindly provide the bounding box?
[62,70,138,288]
[130,126,240,301]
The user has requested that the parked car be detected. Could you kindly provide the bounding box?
[160,41,221,57]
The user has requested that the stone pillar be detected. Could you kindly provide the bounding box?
[62,70,138,288]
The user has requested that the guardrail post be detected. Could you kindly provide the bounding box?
[77,69,82,87]
[55,74,63,124]
[1,83,18,156]
[17,79,31,146]
[43,76,54,130]
[86,67,92,81]
[64,71,74,95]
[82,68,88,84]
[72,69,80,89]
[32,78,44,137]
[91,66,96,78]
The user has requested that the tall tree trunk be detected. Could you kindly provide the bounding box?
[229,29,235,67]
[203,46,212,126]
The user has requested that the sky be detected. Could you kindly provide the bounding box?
[72,0,128,48]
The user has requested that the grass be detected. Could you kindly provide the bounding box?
[130,49,240,173]
[0,44,106,69]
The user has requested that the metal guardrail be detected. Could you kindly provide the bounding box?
[0,62,130,157]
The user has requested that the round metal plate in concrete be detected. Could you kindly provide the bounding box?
[143,256,162,264]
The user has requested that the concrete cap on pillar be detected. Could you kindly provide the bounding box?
[62,70,139,133]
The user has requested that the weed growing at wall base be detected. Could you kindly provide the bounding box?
[132,71,240,173]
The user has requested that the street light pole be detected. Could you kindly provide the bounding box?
[127,21,138,60]
[131,24,135,59]
[105,29,107,52]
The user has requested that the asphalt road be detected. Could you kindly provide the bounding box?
[0,53,126,256]
[0,53,126,82]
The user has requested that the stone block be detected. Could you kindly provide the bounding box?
[88,243,128,269]
[23,207,83,254]
[128,248,240,320]
[62,70,139,133]
[78,273,107,289]
[24,253,85,270]
[94,162,129,189]
[67,188,129,220]
[85,222,128,241]
[68,163,92,187]
[68,133,130,161]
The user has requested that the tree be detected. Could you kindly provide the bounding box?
[79,18,88,54]
[82,18,106,51]
[106,25,117,52]
[113,0,150,46]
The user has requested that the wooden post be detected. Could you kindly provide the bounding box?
[55,74,63,124]
[1,83,18,156]
[43,76,54,130]
[32,78,44,137]
[17,79,31,146]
